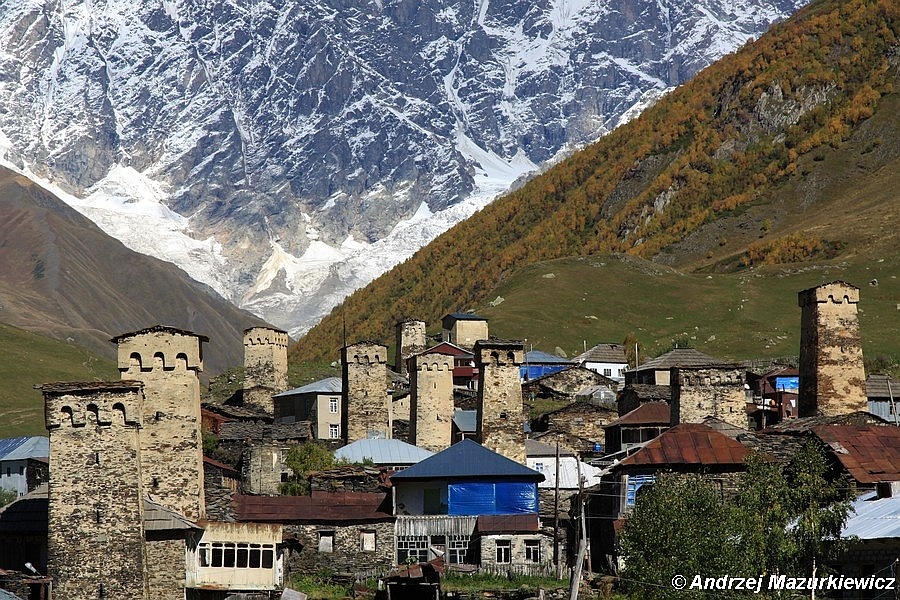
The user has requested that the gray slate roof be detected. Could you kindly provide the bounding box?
[867,374,899,398]
[632,348,722,371]
[575,343,627,363]
[334,439,434,466]
[275,377,342,397]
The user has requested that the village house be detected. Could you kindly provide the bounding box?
[624,347,721,386]
[521,350,574,381]
[441,313,489,350]
[273,376,343,440]
[530,400,618,455]
[573,342,628,383]
[615,382,671,416]
[745,366,798,428]
[866,374,899,423]
[334,438,434,472]
[390,440,552,573]
[601,402,670,455]
[0,437,48,499]
[521,365,617,405]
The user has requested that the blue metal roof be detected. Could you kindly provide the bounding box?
[0,437,29,460]
[524,350,573,364]
[842,491,900,540]
[274,377,342,397]
[1,437,48,461]
[334,439,434,465]
[390,439,543,482]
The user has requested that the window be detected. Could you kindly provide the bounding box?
[329,424,340,439]
[397,536,428,564]
[495,540,511,564]
[360,530,376,552]
[318,531,334,553]
[603,368,612,376]
[329,397,339,414]
[198,542,275,569]
[525,540,541,563]
[533,462,544,473]
[448,537,469,564]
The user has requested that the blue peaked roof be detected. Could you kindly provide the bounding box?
[390,439,543,482]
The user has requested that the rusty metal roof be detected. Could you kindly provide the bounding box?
[233,491,393,523]
[604,402,670,428]
[615,423,752,469]
[475,513,540,534]
[811,426,900,484]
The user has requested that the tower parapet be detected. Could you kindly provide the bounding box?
[243,326,290,414]
[798,282,867,417]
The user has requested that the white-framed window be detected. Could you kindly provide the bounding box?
[329,424,340,439]
[198,542,275,568]
[525,540,541,563]
[533,462,544,473]
[318,531,334,553]
[495,540,511,564]
[360,530,376,552]
[603,368,612,376]
[448,537,469,564]
[329,397,339,414]
[397,536,428,564]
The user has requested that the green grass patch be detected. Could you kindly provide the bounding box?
[442,571,567,593]
[287,573,353,600]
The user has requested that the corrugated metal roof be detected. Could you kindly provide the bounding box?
[0,588,24,600]
[274,377,342,397]
[335,439,434,465]
[234,492,393,523]
[390,440,543,482]
[843,491,900,540]
[1,437,48,461]
[443,312,487,322]
[453,410,477,433]
[811,426,900,484]
[476,514,540,534]
[615,423,752,469]
[604,402,670,428]
[0,438,28,461]
[524,350,573,365]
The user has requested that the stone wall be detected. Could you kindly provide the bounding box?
[243,327,290,414]
[204,462,239,521]
[242,444,290,496]
[410,352,455,452]
[798,282,868,417]
[478,534,552,570]
[342,342,391,443]
[283,521,394,576]
[146,533,188,600]
[395,320,427,376]
[670,366,749,429]
[476,341,526,464]
[43,382,149,600]
[115,327,206,521]
[532,402,618,452]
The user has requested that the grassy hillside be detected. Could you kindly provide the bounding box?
[0,323,118,438]
[292,0,899,365]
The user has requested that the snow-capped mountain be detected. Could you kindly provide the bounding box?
[0,0,806,338]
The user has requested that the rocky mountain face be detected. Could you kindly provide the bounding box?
[0,0,806,337]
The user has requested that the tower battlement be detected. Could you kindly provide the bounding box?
[43,381,143,429]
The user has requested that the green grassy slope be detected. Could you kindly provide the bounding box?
[0,323,118,438]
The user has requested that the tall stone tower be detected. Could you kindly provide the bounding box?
[476,339,526,463]
[798,282,867,417]
[111,325,207,521]
[410,351,454,452]
[395,320,427,376]
[43,381,149,600]
[341,341,391,443]
[243,326,290,414]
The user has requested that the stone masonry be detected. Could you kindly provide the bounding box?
[243,326,290,414]
[43,381,149,600]
[670,366,749,429]
[342,342,391,443]
[112,326,207,521]
[798,282,868,417]
[242,443,290,496]
[410,352,455,452]
[395,320,427,376]
[476,339,526,463]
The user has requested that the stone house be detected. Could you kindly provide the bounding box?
[342,342,392,444]
[530,401,618,455]
[273,377,343,440]
[616,383,671,416]
[522,366,617,404]
[624,347,720,386]
[390,440,551,572]
[233,491,395,577]
[574,342,628,383]
[441,313,489,350]
[670,364,751,429]
[475,339,527,463]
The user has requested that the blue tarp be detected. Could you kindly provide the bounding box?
[448,482,538,515]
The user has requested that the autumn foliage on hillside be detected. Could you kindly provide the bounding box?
[292,0,898,362]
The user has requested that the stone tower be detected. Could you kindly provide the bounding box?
[475,339,526,463]
[395,320,427,376]
[798,282,867,417]
[670,366,749,429]
[243,326,290,414]
[341,341,391,443]
[43,381,149,600]
[111,325,207,521]
[410,351,454,452]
